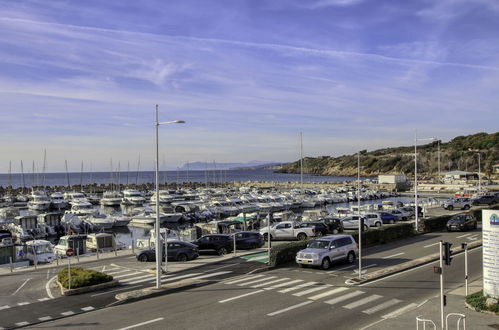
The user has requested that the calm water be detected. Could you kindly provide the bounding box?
[0,169,361,188]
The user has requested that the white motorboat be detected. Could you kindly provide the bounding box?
[121,189,145,206]
[65,200,98,217]
[64,192,89,205]
[100,191,123,207]
[27,191,51,211]
[129,211,183,226]
[50,192,69,209]
[85,214,115,229]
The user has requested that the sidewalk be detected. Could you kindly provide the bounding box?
[367,279,498,330]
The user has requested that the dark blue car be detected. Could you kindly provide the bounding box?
[378,212,398,224]
[136,240,199,262]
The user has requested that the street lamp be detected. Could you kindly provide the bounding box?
[155,104,185,289]
[477,153,481,192]
[414,132,436,232]
[357,151,362,280]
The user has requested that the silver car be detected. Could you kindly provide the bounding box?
[442,198,472,211]
[295,235,358,270]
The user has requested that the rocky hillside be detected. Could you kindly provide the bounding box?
[278,132,499,177]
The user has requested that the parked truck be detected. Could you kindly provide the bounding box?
[259,221,316,241]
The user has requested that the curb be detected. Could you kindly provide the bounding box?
[464,301,499,316]
[56,279,120,296]
[346,239,482,285]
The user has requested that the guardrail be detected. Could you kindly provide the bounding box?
[446,313,466,330]
[416,315,436,330]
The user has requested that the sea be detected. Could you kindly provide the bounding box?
[0,169,365,189]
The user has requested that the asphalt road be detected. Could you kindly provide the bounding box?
[21,245,482,330]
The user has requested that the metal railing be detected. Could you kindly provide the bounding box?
[416,316,436,330]
[446,313,466,330]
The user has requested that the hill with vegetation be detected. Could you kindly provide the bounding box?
[278,132,499,177]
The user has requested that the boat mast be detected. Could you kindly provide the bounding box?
[117,162,121,192]
[42,149,47,187]
[300,132,303,191]
[7,160,12,189]
[205,161,208,188]
[21,160,25,192]
[80,161,84,191]
[65,160,70,188]
[135,154,141,186]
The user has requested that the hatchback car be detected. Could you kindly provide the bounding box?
[136,240,199,262]
[446,214,477,231]
[377,212,398,224]
[192,234,233,256]
[472,195,498,206]
[321,217,344,234]
[295,235,358,270]
[232,231,264,249]
[298,221,329,237]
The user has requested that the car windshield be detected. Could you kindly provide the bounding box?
[450,216,465,223]
[33,244,53,254]
[308,240,329,249]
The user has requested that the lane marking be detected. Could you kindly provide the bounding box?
[382,252,405,259]
[114,272,153,280]
[343,294,382,309]
[237,276,277,286]
[0,306,10,310]
[362,298,402,314]
[106,270,132,275]
[278,281,318,293]
[267,301,313,316]
[17,302,30,306]
[124,273,185,285]
[324,291,364,305]
[81,306,94,311]
[46,269,50,280]
[224,275,265,285]
[38,316,52,321]
[381,303,418,319]
[207,263,240,272]
[456,233,473,238]
[116,317,164,330]
[218,290,265,303]
[15,322,29,327]
[423,242,439,248]
[190,271,232,280]
[293,284,332,297]
[336,265,355,271]
[12,278,32,296]
[38,297,51,302]
[91,285,142,297]
[251,278,290,288]
[264,279,303,290]
[46,275,57,299]
[246,256,269,262]
[308,287,349,300]
[61,311,75,316]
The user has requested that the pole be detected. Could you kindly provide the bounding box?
[68,256,71,291]
[233,232,237,257]
[155,105,161,288]
[77,241,80,262]
[477,153,481,192]
[9,256,13,273]
[437,140,441,182]
[267,212,271,265]
[414,131,419,232]
[358,152,362,280]
[164,231,167,271]
[440,241,444,330]
[464,244,468,296]
[300,132,303,191]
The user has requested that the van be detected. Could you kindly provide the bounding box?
[25,240,54,264]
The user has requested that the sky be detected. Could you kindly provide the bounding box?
[1,0,498,172]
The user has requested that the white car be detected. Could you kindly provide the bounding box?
[341,215,371,231]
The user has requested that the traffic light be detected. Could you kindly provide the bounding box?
[443,242,453,266]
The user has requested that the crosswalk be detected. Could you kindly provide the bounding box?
[220,274,417,319]
[102,266,233,286]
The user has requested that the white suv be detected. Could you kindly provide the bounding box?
[296,235,359,270]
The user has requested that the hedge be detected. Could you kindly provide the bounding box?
[58,267,113,289]
[269,240,311,267]
[465,290,499,315]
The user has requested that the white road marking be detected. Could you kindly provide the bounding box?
[336,265,356,271]
[423,242,439,248]
[38,316,52,321]
[467,236,478,241]
[207,263,240,272]
[293,284,332,297]
[267,301,313,316]
[343,294,382,309]
[456,233,473,238]
[12,278,31,296]
[382,252,405,259]
[114,272,153,280]
[308,287,348,300]
[251,278,290,288]
[246,255,269,262]
[264,279,303,290]
[353,264,377,273]
[278,281,318,293]
[46,275,57,299]
[38,297,51,302]
[324,291,364,305]
[61,311,75,316]
[46,269,50,280]
[0,306,10,310]
[15,322,29,327]
[381,303,418,319]
[116,317,164,330]
[362,298,402,314]
[238,276,277,286]
[91,285,142,297]
[224,274,265,285]
[106,270,132,275]
[123,273,178,285]
[191,271,232,280]
[218,290,265,303]
[81,306,95,311]
[132,273,202,285]
[17,302,30,306]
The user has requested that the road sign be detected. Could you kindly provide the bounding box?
[66,248,74,257]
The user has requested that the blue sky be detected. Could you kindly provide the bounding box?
[1,0,498,172]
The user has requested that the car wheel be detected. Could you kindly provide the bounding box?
[332,229,339,234]
[463,205,470,210]
[177,253,188,262]
[402,217,407,221]
[316,231,323,237]
[263,233,269,241]
[217,247,228,256]
[321,258,331,270]
[447,205,454,210]
[138,254,149,262]
[297,233,307,241]
[375,222,382,227]
[389,219,395,224]
[347,251,356,264]
[363,225,369,231]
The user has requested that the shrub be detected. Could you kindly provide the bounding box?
[466,290,499,315]
[350,223,415,246]
[269,240,311,267]
[58,267,113,289]
[422,215,453,232]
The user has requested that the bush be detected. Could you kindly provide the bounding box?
[58,267,113,289]
[422,215,453,232]
[466,290,499,315]
[350,223,415,246]
[269,240,311,267]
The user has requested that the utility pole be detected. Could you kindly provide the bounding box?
[357,151,362,280]
[300,132,303,191]
[439,241,444,330]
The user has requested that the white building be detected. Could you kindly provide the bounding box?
[378,174,407,184]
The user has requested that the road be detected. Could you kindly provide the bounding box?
[21,244,482,330]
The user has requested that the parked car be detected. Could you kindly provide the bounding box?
[364,213,383,227]
[321,217,344,234]
[295,235,358,270]
[377,212,398,224]
[398,207,415,217]
[192,234,233,256]
[446,214,477,232]
[341,215,369,231]
[441,198,472,210]
[136,240,199,262]
[298,221,329,237]
[259,221,316,241]
[232,231,264,249]
[472,195,498,206]
[387,209,407,221]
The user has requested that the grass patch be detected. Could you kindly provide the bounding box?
[58,267,113,289]
[466,290,499,315]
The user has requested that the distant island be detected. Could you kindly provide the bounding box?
[278,132,498,178]
[178,160,284,171]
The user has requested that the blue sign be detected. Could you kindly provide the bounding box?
[491,213,499,226]
[18,250,24,257]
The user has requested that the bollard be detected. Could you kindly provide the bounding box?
[76,242,80,262]
[9,256,13,273]
[96,247,99,260]
[56,252,59,266]
[131,239,135,254]
[114,243,118,257]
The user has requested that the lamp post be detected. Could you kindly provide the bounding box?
[357,151,362,280]
[155,104,185,289]
[414,132,436,232]
[477,153,481,192]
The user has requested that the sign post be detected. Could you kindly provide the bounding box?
[66,248,74,290]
